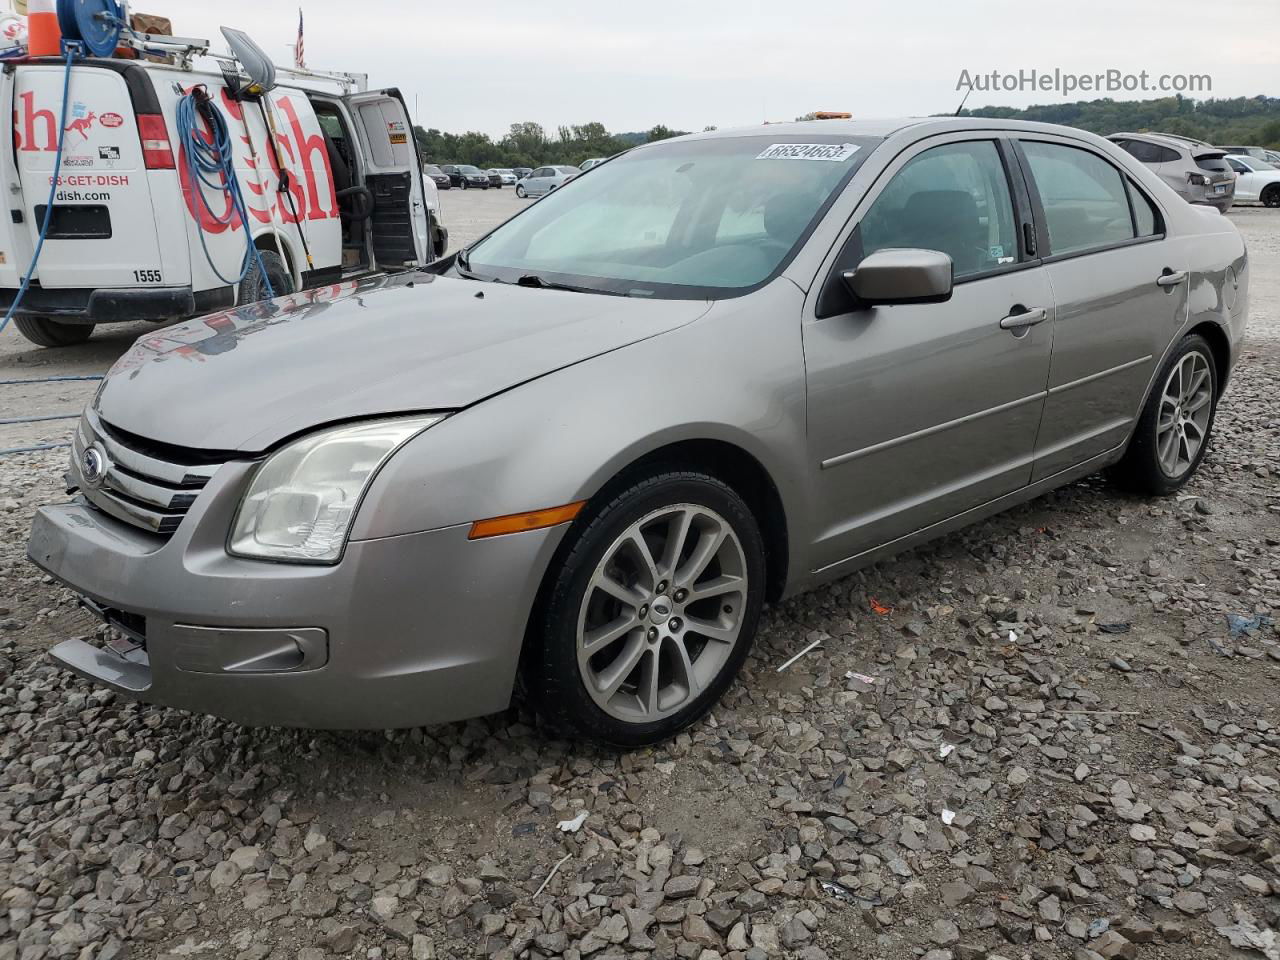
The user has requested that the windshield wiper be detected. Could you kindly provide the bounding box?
[516,273,584,292]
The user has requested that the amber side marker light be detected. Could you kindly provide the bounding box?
[468,501,587,540]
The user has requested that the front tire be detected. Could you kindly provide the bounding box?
[1262,185,1280,208]
[1111,333,1218,495]
[12,316,94,347]
[238,250,293,306]
[530,471,766,748]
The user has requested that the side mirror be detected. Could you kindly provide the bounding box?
[842,248,953,308]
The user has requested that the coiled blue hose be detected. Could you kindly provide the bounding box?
[174,88,273,295]
[0,47,77,336]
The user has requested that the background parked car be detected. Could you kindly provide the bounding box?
[1225,155,1280,207]
[515,165,582,198]
[440,164,491,189]
[1218,145,1273,162]
[579,157,607,171]
[423,163,452,190]
[512,167,533,179]
[488,168,518,186]
[1109,132,1235,212]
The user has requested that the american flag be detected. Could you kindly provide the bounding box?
[294,8,305,68]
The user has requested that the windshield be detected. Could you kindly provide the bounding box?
[465,135,876,298]
[458,165,483,174]
[1251,159,1278,171]
[424,165,443,175]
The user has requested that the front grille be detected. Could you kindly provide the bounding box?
[72,409,228,536]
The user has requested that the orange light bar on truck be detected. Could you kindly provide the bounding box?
[813,111,853,120]
[468,501,586,539]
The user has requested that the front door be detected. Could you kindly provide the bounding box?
[342,89,429,267]
[1014,137,1187,480]
[803,136,1055,571]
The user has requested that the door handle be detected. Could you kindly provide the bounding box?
[999,306,1048,331]
[1156,269,1187,287]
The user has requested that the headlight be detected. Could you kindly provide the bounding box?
[229,416,442,563]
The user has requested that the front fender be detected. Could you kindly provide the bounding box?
[349,280,814,591]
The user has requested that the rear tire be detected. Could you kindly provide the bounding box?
[1262,185,1280,208]
[12,316,94,347]
[238,250,293,306]
[529,471,766,748]
[1110,333,1218,496]
[516,185,526,198]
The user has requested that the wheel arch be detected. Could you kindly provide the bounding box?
[577,437,790,604]
[251,230,301,289]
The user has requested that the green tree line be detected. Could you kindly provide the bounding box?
[956,94,1280,147]
[413,121,693,169]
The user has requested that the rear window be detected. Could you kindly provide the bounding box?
[1195,155,1231,174]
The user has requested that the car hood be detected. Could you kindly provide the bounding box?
[97,272,710,453]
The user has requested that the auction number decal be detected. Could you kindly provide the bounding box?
[132,269,163,283]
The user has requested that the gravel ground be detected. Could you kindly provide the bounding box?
[0,203,1278,960]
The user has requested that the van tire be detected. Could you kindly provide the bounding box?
[238,250,293,306]
[13,317,94,348]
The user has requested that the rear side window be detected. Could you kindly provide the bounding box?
[1118,139,1157,163]
[1021,141,1135,255]
[859,140,1018,280]
[1127,180,1161,238]
[1153,145,1180,163]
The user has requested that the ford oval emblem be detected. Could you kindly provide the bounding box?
[81,445,106,485]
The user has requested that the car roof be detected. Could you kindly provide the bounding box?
[671,116,1135,148]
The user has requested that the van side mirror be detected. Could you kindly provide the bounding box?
[842,248,954,308]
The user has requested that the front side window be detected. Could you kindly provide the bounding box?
[858,140,1018,280]
[1021,141,1135,255]
[466,135,877,298]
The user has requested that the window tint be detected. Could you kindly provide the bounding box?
[1128,181,1160,237]
[1022,142,1135,255]
[1153,145,1180,163]
[859,140,1018,280]
[1118,139,1157,163]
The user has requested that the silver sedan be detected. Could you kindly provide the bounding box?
[29,118,1247,747]
[515,164,581,198]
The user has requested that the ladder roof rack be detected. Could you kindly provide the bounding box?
[117,31,368,93]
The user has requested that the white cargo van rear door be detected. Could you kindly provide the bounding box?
[342,89,429,268]
[12,63,165,289]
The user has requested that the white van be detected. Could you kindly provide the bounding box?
[1,52,444,347]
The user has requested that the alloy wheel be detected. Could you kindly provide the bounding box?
[1156,349,1213,478]
[576,504,748,723]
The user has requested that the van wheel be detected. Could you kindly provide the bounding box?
[13,316,94,347]
[530,471,766,747]
[238,250,293,306]
[1110,333,1217,496]
[1263,185,1280,208]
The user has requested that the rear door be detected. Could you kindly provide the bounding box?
[1013,136,1187,480]
[11,63,165,289]
[342,89,429,268]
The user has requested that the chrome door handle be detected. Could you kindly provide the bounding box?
[1157,270,1187,287]
[999,306,1048,331]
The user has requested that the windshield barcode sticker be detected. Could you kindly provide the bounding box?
[756,142,860,162]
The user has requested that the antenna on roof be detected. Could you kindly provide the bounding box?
[954,84,973,117]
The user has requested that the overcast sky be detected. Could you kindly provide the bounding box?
[175,0,1277,139]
